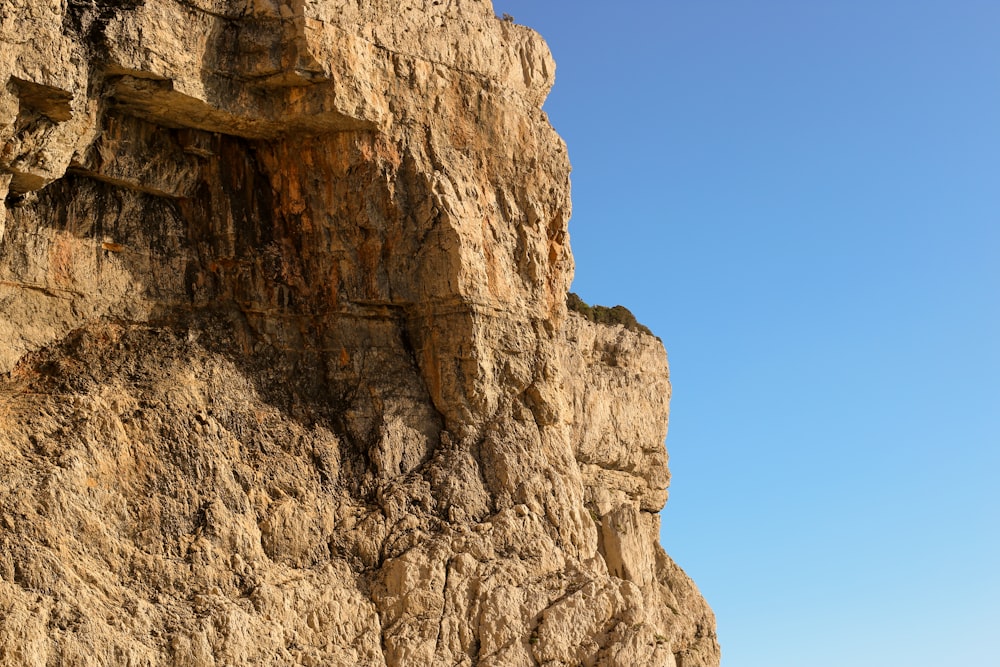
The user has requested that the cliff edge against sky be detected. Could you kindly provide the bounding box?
[0,1,719,664]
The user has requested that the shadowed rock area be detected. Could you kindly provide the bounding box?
[0,1,719,664]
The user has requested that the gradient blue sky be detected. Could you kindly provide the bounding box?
[492,2,1000,666]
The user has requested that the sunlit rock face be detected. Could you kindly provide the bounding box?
[0,1,719,665]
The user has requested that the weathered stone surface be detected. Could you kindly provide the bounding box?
[0,1,719,665]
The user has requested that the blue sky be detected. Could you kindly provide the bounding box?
[492,2,1000,665]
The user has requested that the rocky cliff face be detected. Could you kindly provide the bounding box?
[0,1,719,665]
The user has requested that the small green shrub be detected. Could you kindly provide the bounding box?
[566,292,654,337]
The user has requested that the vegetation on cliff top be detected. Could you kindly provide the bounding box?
[567,292,654,337]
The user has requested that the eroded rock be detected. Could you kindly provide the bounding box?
[0,1,719,665]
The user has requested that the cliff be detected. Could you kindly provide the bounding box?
[0,1,719,665]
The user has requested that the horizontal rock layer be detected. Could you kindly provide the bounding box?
[0,1,719,665]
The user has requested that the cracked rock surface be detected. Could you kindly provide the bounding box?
[0,1,719,665]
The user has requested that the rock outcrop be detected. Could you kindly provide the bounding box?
[0,1,719,665]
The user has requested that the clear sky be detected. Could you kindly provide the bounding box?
[492,2,1000,665]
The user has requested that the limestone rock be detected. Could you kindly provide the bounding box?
[0,1,719,665]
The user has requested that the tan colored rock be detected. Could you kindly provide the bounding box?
[1,1,719,665]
